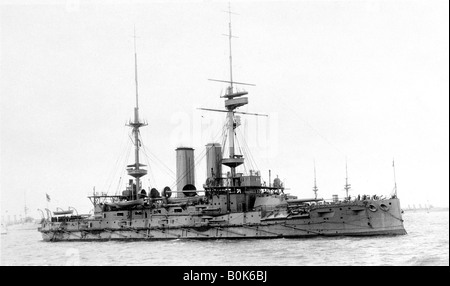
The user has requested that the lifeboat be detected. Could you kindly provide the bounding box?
[53,210,74,216]
[105,199,144,209]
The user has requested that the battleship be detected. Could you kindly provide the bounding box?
[38,9,407,242]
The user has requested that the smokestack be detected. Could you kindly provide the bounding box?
[175,147,195,197]
[206,143,222,180]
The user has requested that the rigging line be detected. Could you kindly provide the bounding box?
[108,138,132,196]
[104,130,133,195]
[237,128,254,171]
[147,152,173,182]
[243,142,256,172]
[128,132,135,145]
[144,150,157,188]
[139,135,176,178]
[146,149,176,178]
[221,131,228,158]
[114,177,123,196]
[137,138,155,185]
[277,98,345,157]
[203,116,227,156]
[119,137,132,185]
[236,130,253,173]
[202,114,228,157]
[241,141,254,173]
[142,151,157,188]
[137,136,168,187]
[237,127,258,171]
[140,137,175,177]
[106,161,122,197]
[247,133,260,171]
[220,119,229,158]
[100,126,130,193]
[149,163,157,188]
[234,131,248,174]
[234,130,243,157]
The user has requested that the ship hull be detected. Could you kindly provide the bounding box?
[40,226,406,242]
[39,198,406,241]
[39,224,406,242]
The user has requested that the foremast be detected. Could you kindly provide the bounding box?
[126,28,147,200]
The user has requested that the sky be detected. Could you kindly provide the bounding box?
[1,0,448,220]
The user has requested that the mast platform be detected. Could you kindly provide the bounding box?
[222,157,245,168]
[127,168,147,178]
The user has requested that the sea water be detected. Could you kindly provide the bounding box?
[1,210,448,266]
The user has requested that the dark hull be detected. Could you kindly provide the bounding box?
[39,198,406,241]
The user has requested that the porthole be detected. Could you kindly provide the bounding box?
[380,204,389,211]
[368,204,377,212]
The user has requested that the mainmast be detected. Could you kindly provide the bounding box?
[134,27,139,113]
[199,4,265,189]
[221,3,247,187]
[344,160,351,199]
[126,27,147,200]
[312,161,318,199]
[227,2,234,92]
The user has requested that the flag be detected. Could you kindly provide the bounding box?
[46,193,51,202]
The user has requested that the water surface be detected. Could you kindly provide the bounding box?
[1,210,448,266]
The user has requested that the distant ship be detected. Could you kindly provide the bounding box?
[403,203,448,213]
[9,191,38,231]
[38,7,406,241]
[2,193,36,231]
[1,223,7,235]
